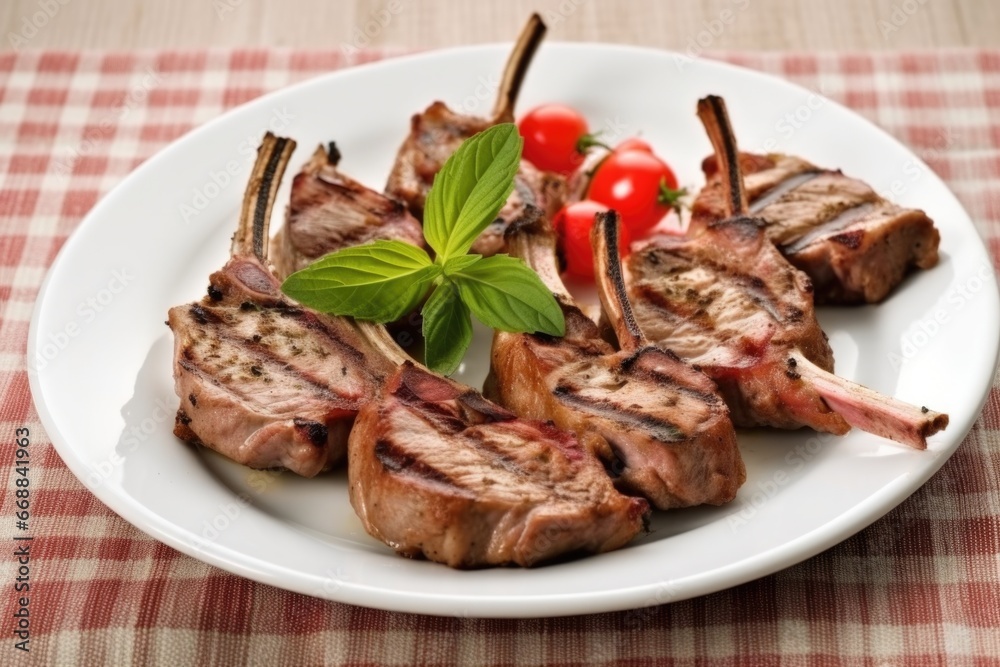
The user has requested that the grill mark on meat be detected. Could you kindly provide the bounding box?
[553,385,684,443]
[633,248,785,325]
[374,438,463,488]
[782,202,876,254]
[176,324,363,412]
[632,358,725,405]
[749,170,822,214]
[278,307,368,365]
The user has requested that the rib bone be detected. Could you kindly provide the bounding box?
[385,13,565,256]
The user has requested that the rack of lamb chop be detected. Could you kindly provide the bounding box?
[620,96,948,449]
[693,147,941,304]
[167,133,395,477]
[270,142,424,279]
[385,13,565,256]
[485,208,744,509]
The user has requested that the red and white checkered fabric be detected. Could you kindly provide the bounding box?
[1,48,999,666]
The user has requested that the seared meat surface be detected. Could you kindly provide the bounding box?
[485,209,743,509]
[270,143,424,279]
[696,151,941,303]
[349,324,648,567]
[625,96,948,448]
[385,14,566,256]
[168,134,392,476]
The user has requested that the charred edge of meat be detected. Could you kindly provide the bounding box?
[233,132,296,261]
[593,211,644,350]
[502,204,547,242]
[696,96,748,217]
[326,141,342,166]
[293,418,329,447]
[492,13,547,122]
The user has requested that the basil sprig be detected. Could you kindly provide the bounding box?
[281,123,565,375]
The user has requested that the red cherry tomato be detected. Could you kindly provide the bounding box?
[518,104,590,175]
[553,201,631,279]
[611,137,655,154]
[587,143,684,236]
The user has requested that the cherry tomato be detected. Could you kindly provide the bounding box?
[587,143,684,236]
[518,104,590,175]
[611,137,655,154]
[554,201,631,279]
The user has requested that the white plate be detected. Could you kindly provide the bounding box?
[29,43,1000,618]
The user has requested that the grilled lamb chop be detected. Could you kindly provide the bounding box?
[694,151,941,303]
[270,142,424,279]
[385,13,566,256]
[623,96,948,448]
[484,208,744,509]
[349,321,649,568]
[168,133,394,476]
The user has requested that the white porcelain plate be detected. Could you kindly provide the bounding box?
[29,43,1000,617]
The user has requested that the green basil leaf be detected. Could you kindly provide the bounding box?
[423,123,522,261]
[441,253,482,275]
[452,255,565,336]
[421,280,473,376]
[281,240,439,323]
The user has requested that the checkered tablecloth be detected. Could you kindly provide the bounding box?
[1,47,999,666]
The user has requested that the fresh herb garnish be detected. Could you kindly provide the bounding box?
[281,123,565,375]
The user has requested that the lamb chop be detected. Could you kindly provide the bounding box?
[167,133,394,477]
[385,13,566,256]
[694,151,941,304]
[270,142,424,279]
[348,319,649,568]
[484,208,744,509]
[622,96,948,449]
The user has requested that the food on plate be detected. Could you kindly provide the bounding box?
[163,34,954,569]
[348,320,648,568]
[623,95,948,448]
[386,13,566,256]
[694,151,941,304]
[518,103,594,175]
[552,199,627,278]
[586,138,685,236]
[485,208,744,509]
[166,134,395,476]
[270,142,424,279]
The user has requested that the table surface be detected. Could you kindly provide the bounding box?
[2,0,998,51]
[3,3,1000,666]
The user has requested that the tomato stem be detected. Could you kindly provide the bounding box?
[575,133,613,155]
[657,180,687,214]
